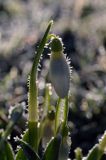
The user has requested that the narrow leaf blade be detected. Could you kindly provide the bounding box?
[43,134,62,160]
[0,140,14,160]
[86,144,99,160]
[15,130,29,160]
[18,140,40,160]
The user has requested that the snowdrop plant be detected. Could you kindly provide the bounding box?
[15,20,72,160]
[0,21,106,160]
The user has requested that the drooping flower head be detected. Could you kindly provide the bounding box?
[49,37,71,98]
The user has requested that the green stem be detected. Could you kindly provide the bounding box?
[28,20,53,151]
[55,98,61,135]
[47,34,56,41]
[63,96,69,126]
[43,84,51,117]
[62,96,69,137]
[28,121,38,151]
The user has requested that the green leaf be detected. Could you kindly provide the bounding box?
[5,141,14,160]
[0,140,14,160]
[28,20,53,123]
[86,144,99,160]
[18,140,40,160]
[15,130,29,160]
[28,20,53,151]
[42,134,62,160]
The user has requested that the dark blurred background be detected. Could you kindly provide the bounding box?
[0,0,106,159]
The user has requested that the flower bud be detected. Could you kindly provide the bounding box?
[49,37,71,98]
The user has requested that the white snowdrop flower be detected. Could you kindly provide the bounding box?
[49,37,71,98]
